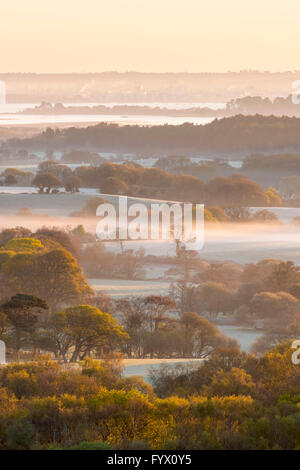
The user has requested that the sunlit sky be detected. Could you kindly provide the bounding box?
[0,0,300,73]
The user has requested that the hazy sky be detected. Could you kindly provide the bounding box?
[0,0,299,72]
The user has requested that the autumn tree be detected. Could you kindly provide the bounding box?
[100,177,129,195]
[0,227,32,247]
[65,174,81,193]
[251,291,299,326]
[1,240,93,313]
[41,305,128,362]
[202,367,255,397]
[116,298,145,358]
[2,294,47,358]
[265,261,300,292]
[32,172,62,193]
[193,282,235,319]
[179,312,234,358]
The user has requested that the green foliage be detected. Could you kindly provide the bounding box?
[5,420,35,450]
[71,441,112,450]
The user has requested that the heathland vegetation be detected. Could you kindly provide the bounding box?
[0,344,300,449]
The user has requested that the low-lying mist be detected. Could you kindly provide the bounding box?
[1,214,300,264]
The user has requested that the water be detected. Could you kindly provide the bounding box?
[217,325,263,353]
[0,101,222,126]
[0,113,215,127]
[0,102,226,113]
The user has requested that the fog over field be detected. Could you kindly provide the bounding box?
[1,204,300,264]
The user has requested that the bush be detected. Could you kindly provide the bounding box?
[71,441,112,450]
[5,420,35,450]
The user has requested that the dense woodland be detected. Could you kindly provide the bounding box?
[5,115,300,155]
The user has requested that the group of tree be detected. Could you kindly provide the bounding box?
[32,161,81,193]
[0,343,300,449]
[170,256,300,354]
[7,115,300,155]
[71,162,281,207]
[0,295,128,362]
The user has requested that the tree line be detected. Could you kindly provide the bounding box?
[5,115,300,155]
[29,160,281,207]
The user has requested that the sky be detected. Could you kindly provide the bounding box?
[0,0,299,73]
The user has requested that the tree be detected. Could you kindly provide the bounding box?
[1,245,93,313]
[32,172,62,193]
[251,291,299,325]
[34,227,78,257]
[0,227,32,247]
[5,420,35,450]
[287,284,300,300]
[235,282,262,307]
[252,209,280,224]
[5,174,17,186]
[100,177,128,195]
[202,367,255,397]
[117,247,146,280]
[264,187,282,206]
[143,296,174,334]
[171,175,205,201]
[193,282,235,319]
[38,161,72,180]
[41,305,128,362]
[180,312,230,358]
[116,297,146,358]
[3,237,44,253]
[265,261,300,292]
[194,263,242,289]
[65,174,81,193]
[169,280,194,315]
[208,175,267,207]
[2,294,47,358]
[141,295,175,359]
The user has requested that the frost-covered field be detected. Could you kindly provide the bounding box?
[88,278,171,298]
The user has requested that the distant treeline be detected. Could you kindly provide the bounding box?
[21,95,300,118]
[156,153,300,189]
[5,115,300,155]
[226,95,300,117]
[22,102,223,118]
